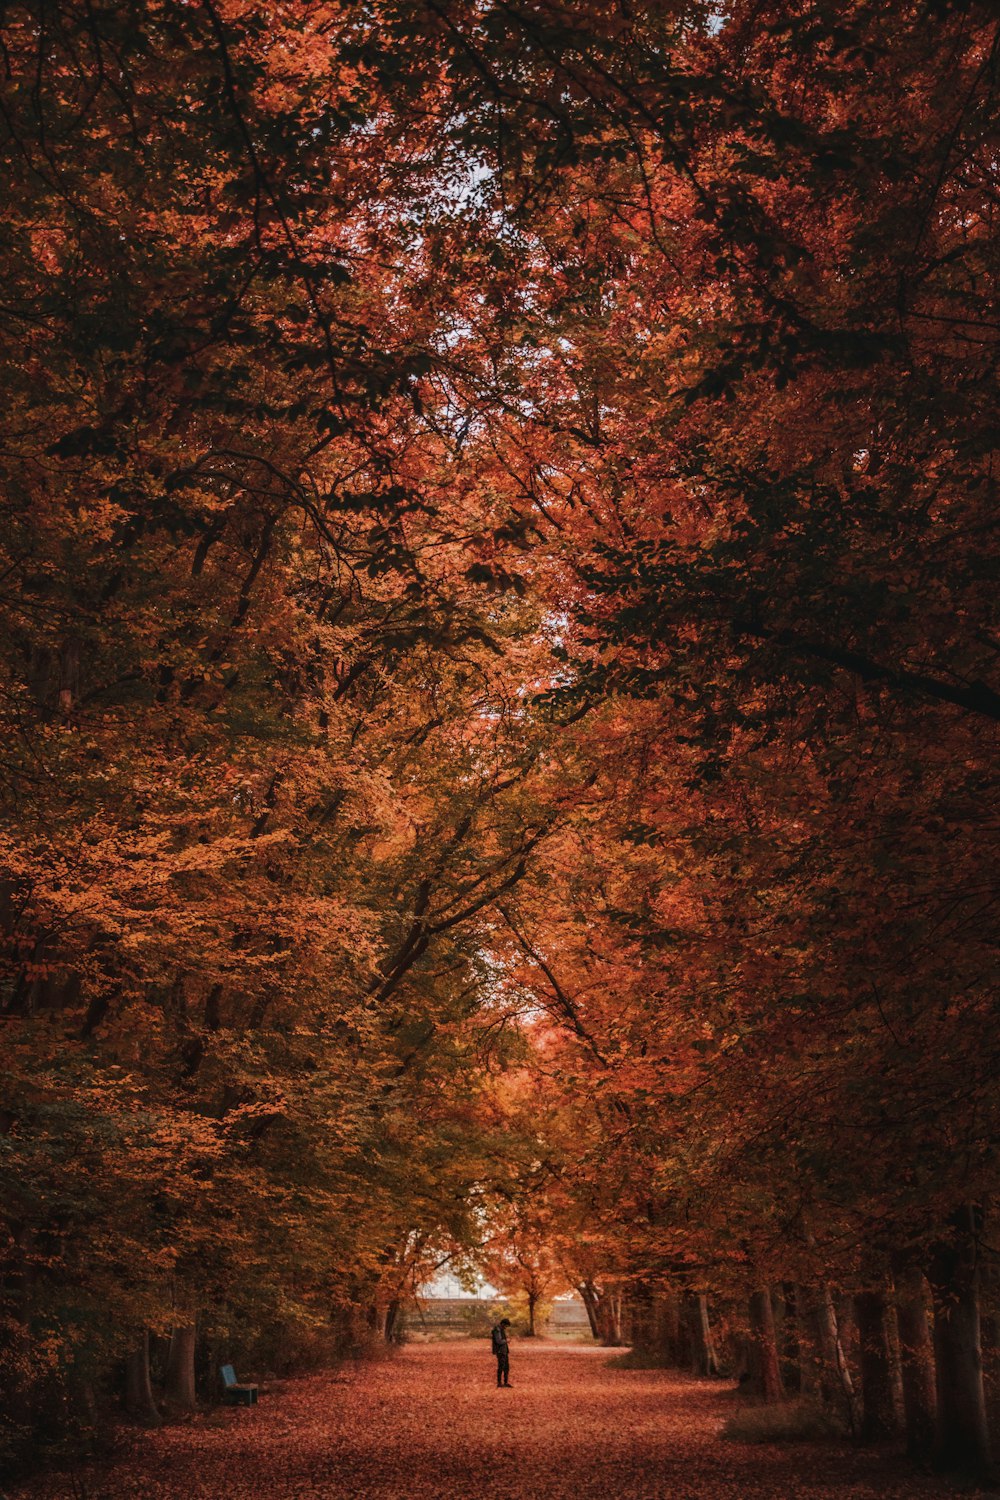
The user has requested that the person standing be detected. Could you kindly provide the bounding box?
[491,1317,512,1387]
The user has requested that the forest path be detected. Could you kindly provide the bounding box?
[13,1339,974,1499]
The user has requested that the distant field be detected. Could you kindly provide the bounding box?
[404,1297,594,1342]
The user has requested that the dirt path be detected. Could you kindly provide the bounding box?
[12,1339,976,1499]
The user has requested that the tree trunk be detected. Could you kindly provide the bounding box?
[385,1299,401,1343]
[527,1290,537,1337]
[779,1283,802,1393]
[630,1286,653,1352]
[685,1291,719,1377]
[837,1291,859,1383]
[796,1284,821,1396]
[892,1260,936,1464]
[164,1322,197,1410]
[856,1286,899,1440]
[579,1282,601,1341]
[801,1283,858,1432]
[748,1287,784,1402]
[125,1329,161,1426]
[928,1205,992,1478]
[978,1216,999,1417]
[599,1290,624,1347]
[658,1293,683,1366]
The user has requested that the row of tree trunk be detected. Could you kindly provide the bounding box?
[126,1298,402,1427]
[125,1324,197,1427]
[617,1208,995,1481]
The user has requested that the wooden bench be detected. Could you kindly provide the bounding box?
[220,1364,258,1406]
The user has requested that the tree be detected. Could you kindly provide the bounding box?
[3,0,1000,1483]
[481,1203,571,1337]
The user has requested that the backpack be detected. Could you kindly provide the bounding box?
[490,1325,504,1354]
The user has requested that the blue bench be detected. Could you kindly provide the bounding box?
[220,1364,258,1406]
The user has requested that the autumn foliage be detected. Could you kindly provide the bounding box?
[1,0,999,1486]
